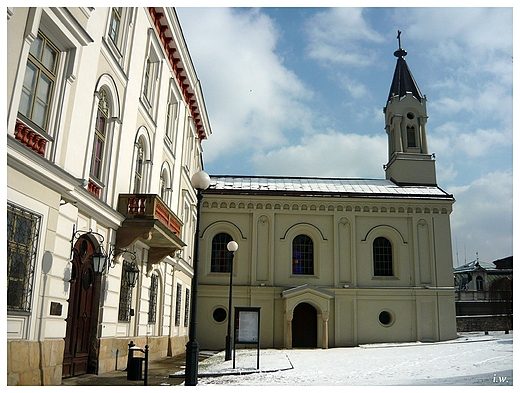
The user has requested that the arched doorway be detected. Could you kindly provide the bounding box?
[62,235,100,378]
[292,302,317,348]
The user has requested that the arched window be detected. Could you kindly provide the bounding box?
[476,275,484,291]
[133,138,144,193]
[407,125,417,148]
[373,237,393,276]
[160,171,167,201]
[292,235,313,275]
[90,88,109,182]
[211,233,233,273]
[159,164,171,204]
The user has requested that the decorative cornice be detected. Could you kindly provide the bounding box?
[148,7,207,141]
[202,198,452,215]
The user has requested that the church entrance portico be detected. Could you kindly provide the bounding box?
[282,284,333,349]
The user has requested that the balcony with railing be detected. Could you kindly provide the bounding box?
[116,194,185,266]
[14,119,51,156]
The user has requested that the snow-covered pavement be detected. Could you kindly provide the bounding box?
[188,331,513,386]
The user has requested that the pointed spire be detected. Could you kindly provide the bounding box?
[387,30,423,103]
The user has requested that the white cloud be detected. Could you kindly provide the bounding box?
[177,8,315,163]
[402,8,512,56]
[430,127,510,159]
[448,170,513,264]
[251,131,387,178]
[305,8,384,67]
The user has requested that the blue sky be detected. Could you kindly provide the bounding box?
[175,5,513,266]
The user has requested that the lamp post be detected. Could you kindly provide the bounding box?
[185,170,211,386]
[225,240,238,361]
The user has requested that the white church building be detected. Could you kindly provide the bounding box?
[195,37,457,350]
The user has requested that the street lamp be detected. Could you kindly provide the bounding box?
[225,240,238,361]
[185,170,211,386]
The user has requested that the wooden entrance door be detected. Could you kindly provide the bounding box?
[292,302,317,348]
[62,236,97,378]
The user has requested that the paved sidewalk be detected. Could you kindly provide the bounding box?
[60,352,212,386]
[61,349,291,386]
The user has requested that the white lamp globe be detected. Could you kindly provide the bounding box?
[191,171,211,191]
[227,241,239,252]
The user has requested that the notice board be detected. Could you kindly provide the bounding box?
[233,306,261,369]
[235,307,260,343]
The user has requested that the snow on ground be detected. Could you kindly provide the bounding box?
[190,332,513,386]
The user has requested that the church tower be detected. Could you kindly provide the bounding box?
[384,31,437,185]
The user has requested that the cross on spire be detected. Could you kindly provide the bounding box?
[393,30,407,58]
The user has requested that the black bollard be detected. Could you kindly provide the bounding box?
[144,345,149,386]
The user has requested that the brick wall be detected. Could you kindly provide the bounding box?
[457,315,513,332]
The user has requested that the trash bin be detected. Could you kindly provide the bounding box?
[127,346,144,381]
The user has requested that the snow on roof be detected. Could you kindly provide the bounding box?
[454,259,498,273]
[207,175,454,200]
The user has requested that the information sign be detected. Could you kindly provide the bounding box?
[233,306,261,369]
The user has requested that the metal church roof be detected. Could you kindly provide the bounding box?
[387,32,423,103]
[207,175,454,200]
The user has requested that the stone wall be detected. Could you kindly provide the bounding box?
[97,336,170,374]
[7,335,189,386]
[457,315,513,333]
[169,335,188,356]
[7,339,64,386]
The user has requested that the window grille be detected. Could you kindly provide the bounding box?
[7,203,41,312]
[118,260,133,322]
[175,283,182,326]
[148,273,158,324]
[184,288,190,327]
[373,237,393,276]
[211,233,233,272]
[292,235,314,275]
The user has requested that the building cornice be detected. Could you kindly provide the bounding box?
[7,135,124,229]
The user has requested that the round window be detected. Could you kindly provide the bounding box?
[378,310,393,326]
[406,112,415,120]
[213,307,227,323]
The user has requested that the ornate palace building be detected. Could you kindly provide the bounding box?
[7,7,211,385]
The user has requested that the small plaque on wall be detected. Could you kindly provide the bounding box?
[50,302,63,316]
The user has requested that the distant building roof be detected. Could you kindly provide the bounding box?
[207,175,454,200]
[493,256,512,269]
[454,256,513,273]
[454,260,496,273]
